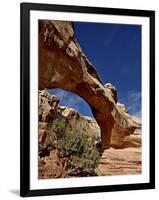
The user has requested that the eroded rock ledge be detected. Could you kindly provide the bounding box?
[39,20,140,149]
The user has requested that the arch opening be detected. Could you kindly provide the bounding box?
[47,88,94,118]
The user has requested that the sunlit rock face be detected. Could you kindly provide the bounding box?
[39,20,140,149]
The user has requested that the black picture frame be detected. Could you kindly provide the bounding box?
[20,2,155,197]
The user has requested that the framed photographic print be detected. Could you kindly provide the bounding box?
[20,2,155,197]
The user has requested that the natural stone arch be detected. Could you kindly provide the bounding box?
[39,20,136,150]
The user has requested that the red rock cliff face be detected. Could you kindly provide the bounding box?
[39,20,139,149]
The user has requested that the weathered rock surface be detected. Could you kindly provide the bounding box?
[104,83,118,103]
[96,147,141,176]
[39,149,67,179]
[111,102,141,148]
[39,89,59,122]
[39,20,139,149]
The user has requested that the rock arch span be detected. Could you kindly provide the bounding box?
[39,20,137,150]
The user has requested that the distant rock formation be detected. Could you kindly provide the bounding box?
[39,20,140,149]
[38,90,100,143]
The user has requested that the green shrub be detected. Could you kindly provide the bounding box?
[44,119,100,176]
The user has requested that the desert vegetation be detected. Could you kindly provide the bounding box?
[39,119,100,178]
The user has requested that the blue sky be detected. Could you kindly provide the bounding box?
[49,22,141,118]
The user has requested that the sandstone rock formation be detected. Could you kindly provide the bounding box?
[110,102,141,148]
[39,20,139,149]
[104,83,118,103]
[39,149,68,179]
[96,147,141,176]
